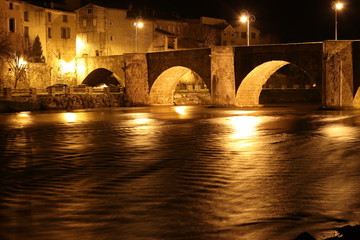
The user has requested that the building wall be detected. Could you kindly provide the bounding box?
[221,24,260,46]
[1,0,77,88]
[76,4,155,57]
[1,0,24,39]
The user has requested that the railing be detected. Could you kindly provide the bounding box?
[0,86,124,99]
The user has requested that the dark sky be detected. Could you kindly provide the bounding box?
[118,0,360,43]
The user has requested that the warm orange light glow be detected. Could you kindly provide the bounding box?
[240,15,248,23]
[19,58,27,66]
[174,106,189,115]
[60,60,76,73]
[335,2,344,10]
[63,112,76,123]
[16,111,32,125]
[134,117,151,124]
[229,116,261,139]
[322,123,355,141]
[134,21,143,28]
[76,37,85,55]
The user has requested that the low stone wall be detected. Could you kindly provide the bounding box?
[0,94,125,113]
[173,92,211,105]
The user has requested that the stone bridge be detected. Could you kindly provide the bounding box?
[76,40,360,108]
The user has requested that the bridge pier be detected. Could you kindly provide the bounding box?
[211,47,236,106]
[123,53,150,105]
[322,40,354,108]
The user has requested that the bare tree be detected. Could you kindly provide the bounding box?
[0,33,12,60]
[0,33,29,89]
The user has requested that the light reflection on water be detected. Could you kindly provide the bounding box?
[1,106,360,240]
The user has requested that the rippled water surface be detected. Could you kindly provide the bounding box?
[1,106,360,240]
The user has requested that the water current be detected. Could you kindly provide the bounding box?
[1,106,360,240]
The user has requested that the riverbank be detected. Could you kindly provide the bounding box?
[0,94,125,113]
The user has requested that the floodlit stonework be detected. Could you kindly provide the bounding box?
[0,0,262,91]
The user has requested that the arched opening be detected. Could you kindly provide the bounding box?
[150,66,210,105]
[236,60,321,106]
[81,68,124,87]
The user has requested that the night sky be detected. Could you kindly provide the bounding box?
[109,0,360,43]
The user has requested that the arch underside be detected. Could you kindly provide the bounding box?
[236,60,290,106]
[82,68,124,87]
[150,66,205,105]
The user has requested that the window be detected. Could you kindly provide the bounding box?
[9,18,15,32]
[48,27,52,38]
[241,32,246,38]
[61,27,70,39]
[251,32,256,39]
[93,18,97,27]
[110,36,113,41]
[24,11,29,22]
[24,26,29,38]
[48,12,51,22]
[9,3,13,9]
[62,15,68,23]
[87,8,92,14]
[82,19,87,27]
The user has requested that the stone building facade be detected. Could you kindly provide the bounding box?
[0,0,77,88]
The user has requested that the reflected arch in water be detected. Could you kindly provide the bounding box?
[149,66,208,105]
[235,60,318,106]
[82,68,124,87]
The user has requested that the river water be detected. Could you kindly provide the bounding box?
[1,106,360,240]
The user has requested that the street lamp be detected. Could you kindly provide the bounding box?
[240,10,255,46]
[332,1,344,40]
[133,16,143,52]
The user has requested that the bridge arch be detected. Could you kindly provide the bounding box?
[150,66,209,105]
[236,60,319,106]
[81,68,125,87]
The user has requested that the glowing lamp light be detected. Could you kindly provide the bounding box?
[240,15,248,23]
[19,58,27,66]
[335,2,344,10]
[60,60,76,73]
[134,21,143,28]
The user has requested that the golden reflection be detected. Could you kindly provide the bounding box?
[322,124,356,141]
[133,117,151,124]
[63,112,77,123]
[174,106,189,115]
[229,116,261,139]
[228,110,256,115]
[129,113,152,125]
[18,111,30,117]
[16,111,33,125]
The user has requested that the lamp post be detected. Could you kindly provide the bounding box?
[133,16,143,52]
[240,10,255,46]
[332,1,344,40]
